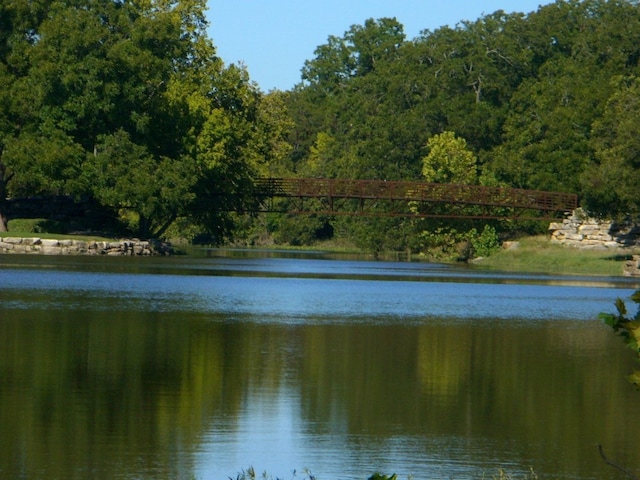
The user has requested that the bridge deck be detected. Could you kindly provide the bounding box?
[253,178,577,220]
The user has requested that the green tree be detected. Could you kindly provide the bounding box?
[582,75,640,218]
[0,0,282,239]
[250,91,295,177]
[180,62,276,241]
[0,0,202,234]
[300,34,355,91]
[293,18,424,182]
[86,129,196,238]
[468,225,500,258]
[488,56,601,192]
[0,0,52,230]
[422,131,478,184]
[413,11,533,154]
[304,132,338,177]
[345,17,405,77]
[487,0,640,194]
[301,17,405,89]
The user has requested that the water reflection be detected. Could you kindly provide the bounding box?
[0,252,639,480]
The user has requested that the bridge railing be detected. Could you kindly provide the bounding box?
[254,178,578,220]
[252,178,578,218]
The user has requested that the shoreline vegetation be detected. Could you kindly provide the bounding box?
[2,228,638,277]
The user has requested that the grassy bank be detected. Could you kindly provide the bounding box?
[473,235,638,277]
[2,219,117,242]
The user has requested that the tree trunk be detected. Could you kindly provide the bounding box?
[138,213,150,239]
[0,208,7,232]
[0,159,8,232]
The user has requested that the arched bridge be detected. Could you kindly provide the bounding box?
[251,178,577,221]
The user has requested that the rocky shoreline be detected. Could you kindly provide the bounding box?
[0,236,173,256]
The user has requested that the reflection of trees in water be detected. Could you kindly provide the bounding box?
[297,321,639,478]
[1,311,638,479]
[0,310,280,480]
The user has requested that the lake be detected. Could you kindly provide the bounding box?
[1,250,640,480]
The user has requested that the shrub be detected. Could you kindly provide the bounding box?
[469,225,500,258]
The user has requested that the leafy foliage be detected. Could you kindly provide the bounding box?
[600,290,640,387]
[422,131,478,185]
[4,0,640,248]
[582,75,640,218]
[0,0,289,239]
[277,0,640,253]
[469,225,501,258]
[368,474,397,480]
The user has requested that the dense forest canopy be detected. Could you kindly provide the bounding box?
[1,0,640,255]
[0,0,290,239]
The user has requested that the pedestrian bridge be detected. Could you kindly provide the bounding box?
[250,178,577,220]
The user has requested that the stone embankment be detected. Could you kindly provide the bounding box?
[548,209,640,249]
[548,208,640,276]
[0,237,172,255]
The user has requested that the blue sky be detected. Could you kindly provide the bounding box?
[207,1,554,92]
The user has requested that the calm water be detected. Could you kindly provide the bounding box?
[1,250,640,480]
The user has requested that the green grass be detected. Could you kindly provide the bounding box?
[474,235,638,276]
[0,231,117,242]
[2,219,117,242]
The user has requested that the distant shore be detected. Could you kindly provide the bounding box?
[2,231,639,277]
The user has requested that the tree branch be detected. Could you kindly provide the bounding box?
[598,444,639,480]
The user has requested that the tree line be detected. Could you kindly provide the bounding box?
[1,0,640,255]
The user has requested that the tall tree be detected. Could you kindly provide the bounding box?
[301,17,405,89]
[0,0,198,233]
[488,56,603,192]
[486,0,640,194]
[582,75,640,218]
[0,0,282,239]
[0,0,51,230]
